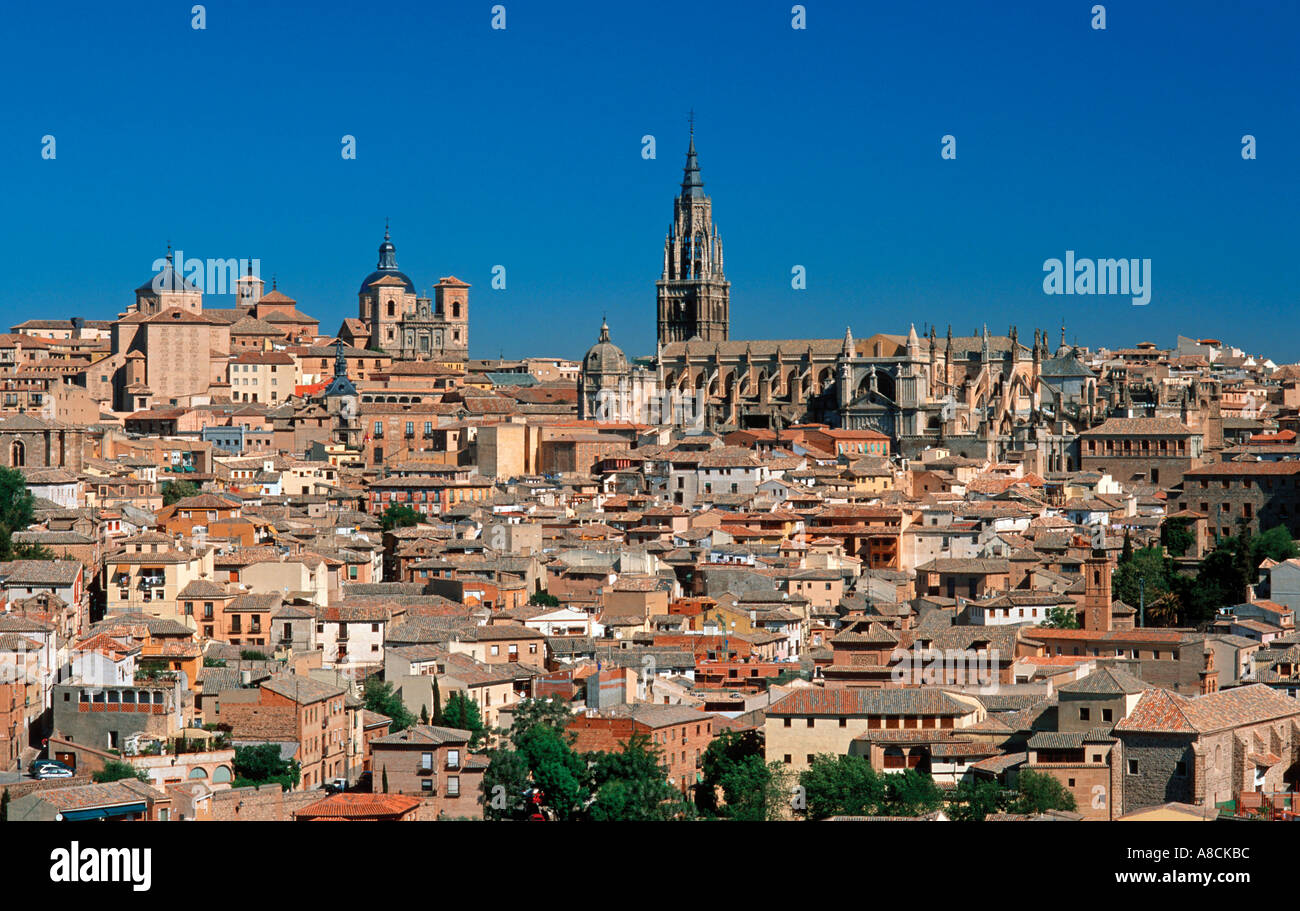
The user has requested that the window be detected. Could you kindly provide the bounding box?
[421,752,433,771]
[447,775,460,797]
[421,779,433,792]
[1079,707,1090,721]
[447,750,460,769]
[1128,759,1138,775]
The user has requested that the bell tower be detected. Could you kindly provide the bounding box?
[656,119,730,346]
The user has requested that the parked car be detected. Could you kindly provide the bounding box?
[29,759,74,779]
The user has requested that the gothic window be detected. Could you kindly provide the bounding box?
[10,440,23,467]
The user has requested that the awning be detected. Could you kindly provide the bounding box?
[60,802,147,821]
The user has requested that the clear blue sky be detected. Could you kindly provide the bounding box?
[2,0,1296,360]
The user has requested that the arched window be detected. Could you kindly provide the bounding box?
[387,300,395,317]
[10,440,23,467]
[452,301,461,319]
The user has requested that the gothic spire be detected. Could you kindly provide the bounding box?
[680,129,705,198]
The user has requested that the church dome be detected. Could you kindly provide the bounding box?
[358,225,416,294]
[583,320,629,376]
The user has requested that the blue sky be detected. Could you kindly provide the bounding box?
[2,0,1296,360]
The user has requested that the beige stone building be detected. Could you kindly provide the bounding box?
[104,532,215,627]
[228,350,296,404]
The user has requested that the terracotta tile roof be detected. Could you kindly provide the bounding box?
[1115,684,1300,734]
[294,793,422,819]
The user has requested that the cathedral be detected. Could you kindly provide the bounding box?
[636,131,1094,472]
[354,224,470,365]
[575,128,1219,475]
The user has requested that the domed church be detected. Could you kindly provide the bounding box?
[356,223,470,365]
[578,320,659,423]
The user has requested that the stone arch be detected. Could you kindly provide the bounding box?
[10,440,24,467]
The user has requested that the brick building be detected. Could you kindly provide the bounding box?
[1113,683,1300,814]
[567,703,716,793]
[369,724,484,818]
[1175,460,1300,539]
[1078,417,1203,488]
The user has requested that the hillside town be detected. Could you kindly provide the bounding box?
[3,135,1299,825]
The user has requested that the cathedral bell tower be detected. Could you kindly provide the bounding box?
[656,121,730,346]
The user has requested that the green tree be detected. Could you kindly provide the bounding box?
[586,732,682,821]
[883,768,945,816]
[381,504,421,532]
[1121,528,1134,563]
[381,766,389,793]
[363,677,415,732]
[695,728,759,816]
[1190,546,1247,622]
[441,691,485,748]
[1161,517,1194,557]
[419,704,430,725]
[528,590,560,607]
[799,753,886,819]
[431,677,443,725]
[514,723,589,820]
[1013,768,1078,814]
[947,777,1010,821]
[1042,605,1079,629]
[232,743,301,791]
[93,759,151,783]
[240,649,269,661]
[0,466,35,560]
[696,729,788,820]
[161,479,199,506]
[481,748,530,820]
[1113,546,1175,619]
[1251,525,1298,564]
[506,698,573,746]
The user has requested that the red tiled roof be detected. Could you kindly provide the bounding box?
[294,793,422,819]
